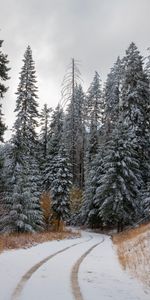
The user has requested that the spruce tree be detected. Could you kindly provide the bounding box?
[121,43,150,186]
[1,159,43,233]
[39,104,52,195]
[1,46,43,233]
[0,40,9,224]
[39,104,52,159]
[65,84,85,187]
[50,145,72,224]
[104,57,123,134]
[87,72,103,127]
[81,151,104,227]
[86,72,103,161]
[43,105,64,191]
[95,124,142,231]
[61,59,84,187]
[14,45,39,155]
[81,72,104,227]
[0,40,9,141]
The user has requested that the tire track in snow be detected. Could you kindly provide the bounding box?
[71,236,105,300]
[11,233,93,300]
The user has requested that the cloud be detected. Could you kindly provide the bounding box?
[1,0,150,139]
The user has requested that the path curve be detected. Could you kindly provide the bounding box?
[11,234,93,300]
[71,236,105,300]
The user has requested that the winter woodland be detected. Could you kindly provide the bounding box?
[0,41,150,233]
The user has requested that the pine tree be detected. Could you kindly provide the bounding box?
[61,59,84,187]
[65,84,85,187]
[43,105,64,191]
[50,145,72,224]
[145,47,150,81]
[81,151,104,228]
[86,72,103,161]
[81,43,150,230]
[0,46,43,233]
[0,144,5,219]
[1,158,43,233]
[39,104,52,159]
[0,40,9,227]
[95,124,142,231]
[104,57,123,134]
[0,40,9,141]
[14,45,39,159]
[87,72,103,126]
[39,104,52,195]
[121,43,150,186]
[81,72,104,226]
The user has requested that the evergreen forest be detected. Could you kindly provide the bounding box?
[0,40,150,234]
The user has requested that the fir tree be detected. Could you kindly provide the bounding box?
[43,105,64,191]
[145,47,150,81]
[14,45,39,156]
[61,59,83,187]
[121,43,150,186]
[87,71,103,127]
[1,157,43,233]
[104,57,123,134]
[86,72,103,161]
[0,46,43,233]
[95,124,142,231]
[81,72,104,227]
[39,104,52,159]
[81,151,104,228]
[0,40,9,141]
[50,145,72,224]
[0,40,9,208]
[65,84,85,187]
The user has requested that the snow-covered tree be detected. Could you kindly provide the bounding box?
[50,145,72,224]
[61,59,84,187]
[0,40,9,209]
[84,72,104,165]
[0,39,9,142]
[86,71,103,127]
[65,84,85,187]
[81,44,149,230]
[43,105,64,192]
[39,103,52,159]
[104,57,123,134]
[0,155,43,233]
[121,43,150,185]
[14,45,39,156]
[95,124,142,231]
[81,72,104,226]
[0,46,44,233]
[81,150,104,228]
[145,47,150,81]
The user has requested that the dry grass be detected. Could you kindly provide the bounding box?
[0,229,80,253]
[113,222,150,288]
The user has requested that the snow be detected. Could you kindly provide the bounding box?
[0,236,82,300]
[0,231,149,300]
[79,234,150,300]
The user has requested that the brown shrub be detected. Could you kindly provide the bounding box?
[113,222,150,244]
[40,192,53,229]
[113,222,150,288]
[0,229,80,253]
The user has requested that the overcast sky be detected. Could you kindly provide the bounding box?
[1,0,150,139]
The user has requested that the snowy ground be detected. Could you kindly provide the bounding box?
[0,231,149,300]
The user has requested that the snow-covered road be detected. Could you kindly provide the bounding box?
[0,231,149,300]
